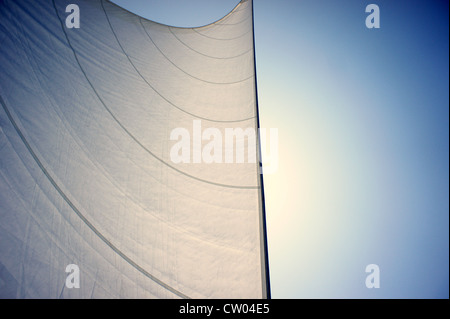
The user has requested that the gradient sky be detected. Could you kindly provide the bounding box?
[110,0,449,299]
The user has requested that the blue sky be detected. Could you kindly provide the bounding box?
[110,0,449,298]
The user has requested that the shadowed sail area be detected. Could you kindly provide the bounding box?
[0,0,269,298]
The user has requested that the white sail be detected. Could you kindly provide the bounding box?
[0,0,269,298]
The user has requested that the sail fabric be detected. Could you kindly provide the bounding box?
[0,0,268,298]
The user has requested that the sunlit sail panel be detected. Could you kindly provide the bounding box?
[0,0,268,298]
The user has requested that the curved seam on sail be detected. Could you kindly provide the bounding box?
[1,94,190,299]
[168,26,252,60]
[0,173,86,292]
[53,0,258,190]
[101,0,254,123]
[229,7,248,14]
[192,27,252,41]
[214,14,251,26]
[140,18,254,85]
[0,150,141,298]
